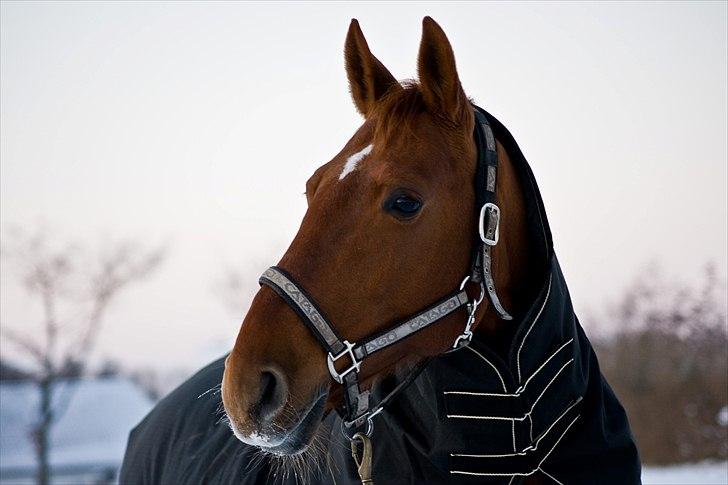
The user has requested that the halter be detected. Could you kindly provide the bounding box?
[258,106,511,434]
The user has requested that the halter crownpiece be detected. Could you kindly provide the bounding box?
[258,105,512,432]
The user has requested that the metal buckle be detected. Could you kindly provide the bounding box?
[479,202,500,246]
[327,340,361,384]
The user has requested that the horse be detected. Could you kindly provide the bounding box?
[121,17,640,484]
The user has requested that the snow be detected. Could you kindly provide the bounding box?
[642,461,728,484]
[0,378,153,475]
[718,406,728,427]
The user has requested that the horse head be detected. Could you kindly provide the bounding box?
[222,17,531,456]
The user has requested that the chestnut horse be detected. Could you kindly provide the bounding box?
[121,16,640,485]
[222,15,536,454]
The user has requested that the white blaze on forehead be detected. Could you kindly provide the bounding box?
[339,144,373,180]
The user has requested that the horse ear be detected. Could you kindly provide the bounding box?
[417,17,469,125]
[345,19,401,117]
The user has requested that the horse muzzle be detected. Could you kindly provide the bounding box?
[222,357,328,455]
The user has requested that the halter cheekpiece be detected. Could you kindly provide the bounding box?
[259,106,511,433]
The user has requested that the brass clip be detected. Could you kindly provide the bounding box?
[350,432,374,485]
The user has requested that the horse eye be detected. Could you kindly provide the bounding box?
[385,194,423,219]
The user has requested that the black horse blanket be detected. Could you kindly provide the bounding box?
[120,113,641,484]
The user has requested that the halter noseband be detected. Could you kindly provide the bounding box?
[258,106,511,433]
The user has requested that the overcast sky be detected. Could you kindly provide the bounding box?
[1,1,726,373]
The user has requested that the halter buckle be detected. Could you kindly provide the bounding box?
[479,202,501,246]
[327,340,361,384]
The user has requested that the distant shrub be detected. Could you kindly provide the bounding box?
[590,263,727,465]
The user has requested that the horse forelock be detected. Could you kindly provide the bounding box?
[370,81,474,158]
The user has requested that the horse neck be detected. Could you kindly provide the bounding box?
[473,139,536,356]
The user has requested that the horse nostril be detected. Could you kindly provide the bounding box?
[255,370,287,423]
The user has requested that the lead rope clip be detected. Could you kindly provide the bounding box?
[452,277,486,349]
[350,432,374,485]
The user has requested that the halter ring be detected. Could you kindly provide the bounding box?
[341,411,376,440]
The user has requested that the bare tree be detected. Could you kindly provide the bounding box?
[0,227,164,485]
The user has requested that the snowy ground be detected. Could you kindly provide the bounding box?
[0,379,152,484]
[642,461,728,484]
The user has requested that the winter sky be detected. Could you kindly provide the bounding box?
[1,1,726,372]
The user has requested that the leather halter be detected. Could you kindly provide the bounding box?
[259,106,511,433]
